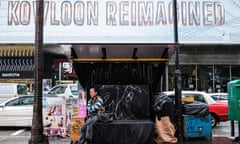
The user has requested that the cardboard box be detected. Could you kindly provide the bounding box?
[70,117,85,141]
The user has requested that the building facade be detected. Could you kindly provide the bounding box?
[168,45,240,92]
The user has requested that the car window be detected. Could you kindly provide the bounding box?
[48,86,66,94]
[17,84,28,95]
[70,85,78,96]
[22,97,34,105]
[211,94,228,100]
[5,97,34,106]
[211,95,218,100]
[195,94,206,103]
[184,94,205,103]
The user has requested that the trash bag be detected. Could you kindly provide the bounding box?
[153,93,176,125]
[182,101,209,116]
[153,93,173,113]
[155,116,178,144]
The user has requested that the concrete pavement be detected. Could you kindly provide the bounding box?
[1,121,240,144]
[0,136,71,144]
[0,135,237,144]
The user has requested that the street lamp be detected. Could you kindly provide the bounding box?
[29,0,49,143]
[172,0,183,141]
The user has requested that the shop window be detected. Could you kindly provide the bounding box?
[197,65,213,92]
[231,65,240,80]
[214,65,230,92]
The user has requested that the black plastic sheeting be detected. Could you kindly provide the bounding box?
[182,101,209,116]
[153,93,176,124]
[153,93,209,118]
[72,63,165,92]
[96,85,150,120]
[93,120,154,144]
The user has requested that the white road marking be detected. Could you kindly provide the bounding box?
[10,129,25,136]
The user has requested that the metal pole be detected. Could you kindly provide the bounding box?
[173,0,183,141]
[195,65,198,90]
[29,0,49,143]
[230,65,235,137]
[59,62,62,83]
[165,63,169,91]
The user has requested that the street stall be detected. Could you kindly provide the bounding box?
[72,56,168,143]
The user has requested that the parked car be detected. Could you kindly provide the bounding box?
[0,83,28,103]
[0,95,34,127]
[208,93,228,101]
[47,84,79,98]
[161,91,228,128]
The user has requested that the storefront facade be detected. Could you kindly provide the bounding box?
[168,46,240,92]
[0,45,34,90]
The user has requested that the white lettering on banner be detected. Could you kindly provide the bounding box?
[7,0,225,27]
[8,1,99,26]
[1,73,20,78]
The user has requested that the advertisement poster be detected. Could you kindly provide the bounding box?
[77,91,87,118]
[42,97,67,137]
[178,0,240,44]
[0,0,174,44]
[65,91,87,137]
[0,0,239,44]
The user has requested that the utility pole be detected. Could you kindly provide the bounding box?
[173,0,183,141]
[29,0,49,143]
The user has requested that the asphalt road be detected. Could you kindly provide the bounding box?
[0,121,239,144]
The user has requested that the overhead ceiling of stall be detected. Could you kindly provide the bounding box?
[71,45,170,62]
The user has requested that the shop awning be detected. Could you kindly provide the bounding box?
[71,45,169,62]
[0,45,34,57]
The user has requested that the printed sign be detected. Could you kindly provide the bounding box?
[178,0,240,44]
[0,0,174,43]
[42,96,67,137]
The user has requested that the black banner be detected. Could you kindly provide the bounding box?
[0,57,34,78]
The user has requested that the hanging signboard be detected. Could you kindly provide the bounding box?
[0,0,239,44]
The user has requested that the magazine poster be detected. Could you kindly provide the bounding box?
[42,96,67,137]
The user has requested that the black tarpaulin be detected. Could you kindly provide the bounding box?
[96,85,150,120]
[93,120,154,144]
[182,101,209,116]
[153,93,175,124]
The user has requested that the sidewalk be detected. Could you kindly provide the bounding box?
[1,120,239,144]
[0,136,238,144]
[0,136,71,144]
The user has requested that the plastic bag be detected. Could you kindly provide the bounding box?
[155,116,178,144]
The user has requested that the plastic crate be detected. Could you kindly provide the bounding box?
[183,114,212,138]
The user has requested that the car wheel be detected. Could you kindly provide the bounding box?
[211,114,217,128]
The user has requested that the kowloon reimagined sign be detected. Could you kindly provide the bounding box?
[0,0,239,44]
